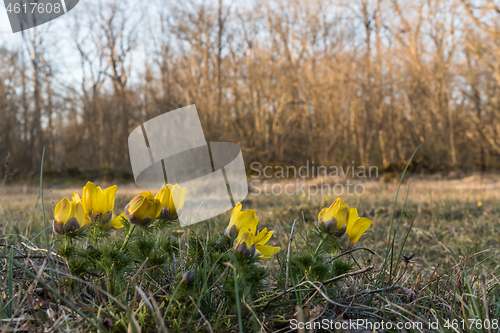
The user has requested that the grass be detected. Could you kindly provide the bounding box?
[0,170,499,332]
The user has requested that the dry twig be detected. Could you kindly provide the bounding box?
[262,265,374,311]
[322,247,376,265]
[189,296,213,333]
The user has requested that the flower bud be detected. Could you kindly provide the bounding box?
[53,217,81,235]
[92,211,113,224]
[224,203,258,239]
[335,225,347,237]
[155,184,186,221]
[182,270,195,284]
[225,225,237,238]
[324,217,338,233]
[72,182,122,230]
[163,236,177,254]
[235,242,256,258]
[125,205,153,227]
[158,207,178,220]
[339,233,350,250]
[216,236,230,248]
[125,192,161,226]
[53,198,86,236]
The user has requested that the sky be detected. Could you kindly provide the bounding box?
[0,0,149,94]
[0,0,71,34]
[0,0,84,78]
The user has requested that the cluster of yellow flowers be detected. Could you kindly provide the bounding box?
[124,184,187,227]
[225,203,281,259]
[53,182,187,235]
[317,198,373,250]
[53,182,369,259]
[53,182,282,259]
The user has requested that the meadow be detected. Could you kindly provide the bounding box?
[0,170,499,332]
[2,0,500,331]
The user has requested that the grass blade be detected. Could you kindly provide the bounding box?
[388,179,411,284]
[7,247,13,317]
[8,257,101,330]
[376,145,419,288]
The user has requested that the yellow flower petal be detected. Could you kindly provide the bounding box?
[233,209,258,236]
[228,202,242,230]
[101,185,118,212]
[155,184,187,214]
[74,202,86,228]
[108,213,126,229]
[254,228,274,246]
[155,185,172,209]
[133,198,153,220]
[128,192,161,221]
[54,197,72,223]
[335,204,350,229]
[317,207,327,221]
[166,185,176,212]
[128,193,147,214]
[226,202,259,236]
[150,198,162,220]
[72,193,81,203]
[347,208,359,226]
[236,228,254,247]
[319,198,344,221]
[256,245,280,259]
[81,182,98,215]
[347,217,373,244]
[170,184,186,212]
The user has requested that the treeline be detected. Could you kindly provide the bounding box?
[1,0,500,179]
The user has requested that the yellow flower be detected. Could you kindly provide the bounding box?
[226,203,280,258]
[125,191,162,226]
[339,208,373,250]
[155,184,187,220]
[53,197,87,235]
[317,198,350,234]
[224,202,258,238]
[477,201,483,207]
[235,228,281,259]
[318,199,373,250]
[72,181,123,230]
[235,228,256,257]
[254,228,281,259]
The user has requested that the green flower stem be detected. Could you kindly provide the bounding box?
[314,238,325,256]
[121,224,136,250]
[233,268,243,333]
[164,281,182,320]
